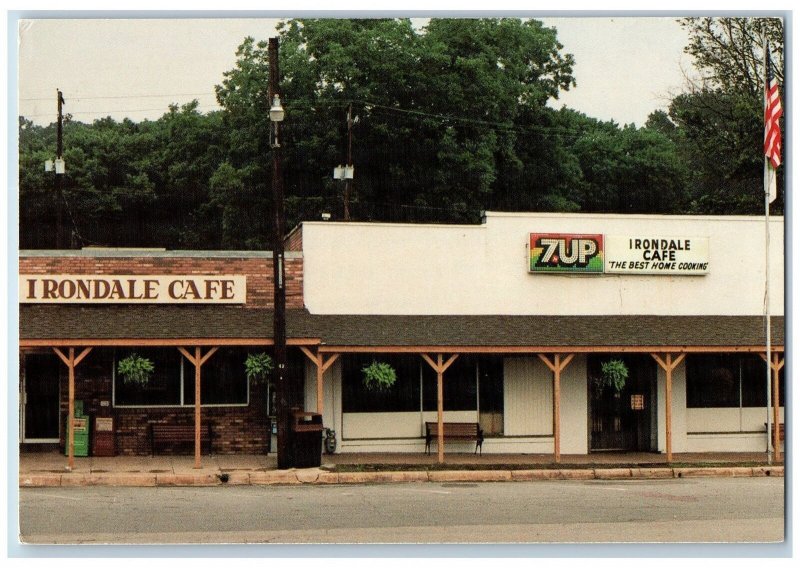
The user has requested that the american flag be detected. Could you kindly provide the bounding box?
[764,48,783,170]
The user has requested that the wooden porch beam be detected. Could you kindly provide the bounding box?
[52,346,93,471]
[299,347,340,415]
[22,338,321,348]
[537,353,574,464]
[420,353,460,464]
[651,352,685,463]
[177,346,219,469]
[321,353,340,374]
[317,345,784,354]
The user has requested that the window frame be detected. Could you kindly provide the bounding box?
[686,353,784,410]
[112,347,250,409]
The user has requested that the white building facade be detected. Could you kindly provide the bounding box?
[295,212,785,456]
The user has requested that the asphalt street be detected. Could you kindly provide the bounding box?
[18,476,784,545]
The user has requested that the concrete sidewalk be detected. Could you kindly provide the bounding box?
[18,451,784,487]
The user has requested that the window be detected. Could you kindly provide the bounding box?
[342,354,500,414]
[478,356,504,414]
[184,347,249,405]
[114,347,249,407]
[114,348,182,406]
[686,355,739,408]
[422,356,478,411]
[687,354,784,409]
[342,354,421,413]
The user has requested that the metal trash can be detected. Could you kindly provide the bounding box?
[290,410,323,468]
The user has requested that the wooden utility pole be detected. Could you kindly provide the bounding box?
[56,89,65,248]
[343,103,353,221]
[269,37,291,469]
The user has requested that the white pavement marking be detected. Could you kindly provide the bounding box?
[23,492,82,501]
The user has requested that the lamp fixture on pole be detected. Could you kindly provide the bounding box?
[270,94,285,148]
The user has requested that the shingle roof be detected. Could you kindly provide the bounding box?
[19,305,784,348]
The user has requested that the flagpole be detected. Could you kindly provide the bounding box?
[763,42,773,465]
[764,158,773,465]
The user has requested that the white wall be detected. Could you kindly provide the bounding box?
[502,355,588,454]
[302,212,784,316]
[560,355,588,455]
[504,357,552,435]
[687,407,785,433]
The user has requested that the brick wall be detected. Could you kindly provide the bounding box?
[58,348,275,456]
[19,253,304,309]
[284,225,303,251]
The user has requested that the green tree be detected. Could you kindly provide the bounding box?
[215,18,577,226]
[19,105,230,248]
[670,17,784,214]
[573,121,688,213]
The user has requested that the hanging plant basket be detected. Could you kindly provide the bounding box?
[244,352,274,384]
[117,353,155,387]
[361,361,397,391]
[598,359,629,393]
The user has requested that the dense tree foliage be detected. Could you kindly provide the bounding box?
[18,17,780,249]
[669,17,784,214]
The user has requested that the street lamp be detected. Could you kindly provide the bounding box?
[270,95,285,122]
[270,94,284,148]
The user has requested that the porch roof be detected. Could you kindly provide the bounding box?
[19,305,784,350]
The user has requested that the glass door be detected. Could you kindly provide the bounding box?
[589,355,656,452]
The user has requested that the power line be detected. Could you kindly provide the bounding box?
[20,92,217,102]
[20,105,222,119]
[19,94,628,143]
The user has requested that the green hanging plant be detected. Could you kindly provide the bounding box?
[117,353,155,387]
[599,359,629,392]
[244,352,274,384]
[362,361,397,391]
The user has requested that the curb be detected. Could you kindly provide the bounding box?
[19,465,784,487]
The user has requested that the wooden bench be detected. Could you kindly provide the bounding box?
[150,423,213,456]
[425,422,484,455]
[765,422,785,442]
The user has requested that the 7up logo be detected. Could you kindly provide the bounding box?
[529,233,604,273]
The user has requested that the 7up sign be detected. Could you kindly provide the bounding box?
[529,233,604,273]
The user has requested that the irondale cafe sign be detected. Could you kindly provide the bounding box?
[19,275,247,304]
[529,233,710,275]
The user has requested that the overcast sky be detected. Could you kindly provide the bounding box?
[17,16,696,128]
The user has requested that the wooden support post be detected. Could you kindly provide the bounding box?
[760,352,785,462]
[651,352,685,463]
[421,353,459,464]
[300,347,339,415]
[537,353,574,463]
[53,346,92,471]
[194,347,201,469]
[773,353,782,461]
[178,346,218,469]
